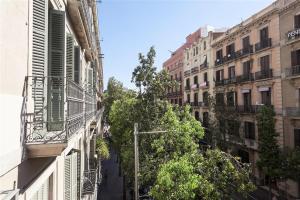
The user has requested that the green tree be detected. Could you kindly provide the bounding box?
[96,137,110,160]
[103,77,125,121]
[256,105,282,199]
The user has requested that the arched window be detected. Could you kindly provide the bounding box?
[186,78,190,89]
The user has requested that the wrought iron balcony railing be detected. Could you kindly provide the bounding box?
[200,62,209,70]
[215,58,224,66]
[255,38,272,52]
[236,73,254,83]
[254,69,273,80]
[215,79,224,86]
[184,70,191,77]
[185,86,191,91]
[236,105,265,114]
[82,169,97,195]
[235,45,254,58]
[223,77,237,85]
[284,107,300,117]
[24,76,97,144]
[191,66,199,74]
[285,65,300,77]
[223,52,236,62]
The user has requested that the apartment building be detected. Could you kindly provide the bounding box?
[210,0,299,198]
[183,30,223,129]
[163,28,209,106]
[280,0,300,198]
[0,0,103,199]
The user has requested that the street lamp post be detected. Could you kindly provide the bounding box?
[133,123,167,200]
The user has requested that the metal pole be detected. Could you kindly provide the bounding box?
[134,123,139,200]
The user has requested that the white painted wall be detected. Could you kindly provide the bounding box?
[0,0,29,176]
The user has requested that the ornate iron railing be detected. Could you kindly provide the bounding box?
[255,38,272,51]
[24,76,97,144]
[285,65,300,77]
[82,169,97,195]
[254,69,273,80]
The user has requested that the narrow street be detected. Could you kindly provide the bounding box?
[98,147,124,200]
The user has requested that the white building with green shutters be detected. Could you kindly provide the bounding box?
[0,0,103,199]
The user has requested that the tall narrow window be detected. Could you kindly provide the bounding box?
[260,55,270,72]
[203,92,208,106]
[243,92,251,107]
[228,66,235,79]
[187,94,190,103]
[74,46,81,84]
[226,43,235,57]
[294,129,300,147]
[204,41,207,50]
[194,93,198,103]
[260,27,269,41]
[204,72,208,83]
[291,49,300,67]
[216,69,224,81]
[216,49,223,61]
[243,61,251,75]
[261,89,271,106]
[194,76,198,84]
[216,93,224,106]
[243,36,250,50]
[245,122,255,140]
[227,91,235,106]
[295,15,300,29]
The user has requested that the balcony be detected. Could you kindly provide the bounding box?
[191,84,199,90]
[24,76,97,157]
[82,169,97,195]
[284,107,300,118]
[255,38,272,52]
[215,80,224,86]
[199,81,209,88]
[190,102,203,108]
[287,28,300,41]
[235,45,254,58]
[215,58,224,66]
[285,65,300,77]
[200,62,209,70]
[254,69,273,80]
[237,105,263,114]
[191,67,199,74]
[184,70,191,77]
[223,52,236,63]
[223,77,237,85]
[185,86,191,91]
[236,73,254,83]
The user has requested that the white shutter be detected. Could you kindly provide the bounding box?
[30,177,49,200]
[74,46,81,84]
[88,68,93,93]
[64,155,72,200]
[32,0,48,130]
[72,152,78,200]
[66,34,74,80]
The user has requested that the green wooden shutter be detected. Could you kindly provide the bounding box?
[66,34,74,80]
[32,0,47,130]
[47,9,65,131]
[74,46,81,84]
[64,155,72,200]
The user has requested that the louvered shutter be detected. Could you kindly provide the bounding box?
[66,34,74,80]
[32,0,48,130]
[47,9,65,131]
[77,152,81,199]
[64,155,72,200]
[74,46,81,84]
[88,68,93,94]
[72,152,78,200]
[30,177,49,200]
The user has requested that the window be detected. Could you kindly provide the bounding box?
[260,27,269,41]
[261,90,271,105]
[194,93,198,103]
[187,94,190,103]
[175,99,178,104]
[204,41,207,50]
[260,55,270,72]
[195,111,200,121]
[243,61,251,75]
[226,43,235,56]
[238,150,250,163]
[227,91,235,106]
[216,93,224,106]
[203,92,208,105]
[186,78,190,88]
[196,46,199,55]
[216,69,224,81]
[243,36,250,50]
[194,76,198,84]
[203,112,209,128]
[227,120,240,136]
[204,72,208,82]
[179,98,182,106]
[295,14,300,29]
[244,122,255,140]
[243,92,251,106]
[294,129,300,147]
[179,72,182,81]
[193,48,196,56]
[291,49,300,66]
[216,49,223,60]
[228,66,235,79]
[187,52,189,60]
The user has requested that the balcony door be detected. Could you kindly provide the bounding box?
[243,91,251,111]
[291,49,300,67]
[228,66,235,80]
[195,111,200,121]
[243,61,251,76]
[243,36,250,50]
[260,55,270,72]
[194,93,198,105]
[261,90,271,106]
[260,27,269,41]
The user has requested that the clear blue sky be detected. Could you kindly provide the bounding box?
[98,0,274,90]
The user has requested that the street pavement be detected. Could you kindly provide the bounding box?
[97,147,124,200]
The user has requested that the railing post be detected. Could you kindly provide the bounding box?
[134,123,139,200]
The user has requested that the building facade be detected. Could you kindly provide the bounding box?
[0,0,103,199]
[163,28,206,106]
[183,31,223,129]
[280,0,300,198]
